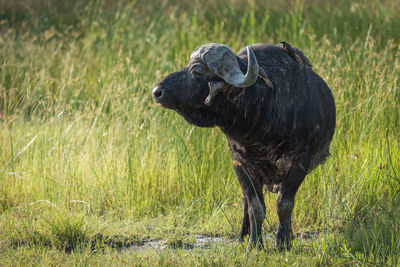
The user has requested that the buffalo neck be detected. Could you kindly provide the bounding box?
[217,81,277,146]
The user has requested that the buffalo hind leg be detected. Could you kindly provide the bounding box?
[275,159,310,250]
[234,165,266,249]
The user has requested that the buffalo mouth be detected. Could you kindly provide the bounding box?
[152,86,178,110]
[154,99,177,110]
[152,86,219,127]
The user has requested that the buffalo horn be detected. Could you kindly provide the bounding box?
[222,46,259,88]
[191,43,259,88]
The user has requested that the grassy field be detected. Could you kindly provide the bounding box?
[1,0,399,265]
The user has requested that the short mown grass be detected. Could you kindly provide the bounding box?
[1,0,399,265]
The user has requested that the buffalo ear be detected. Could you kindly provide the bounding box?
[204,81,227,105]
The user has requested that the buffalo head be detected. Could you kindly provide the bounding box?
[152,43,261,127]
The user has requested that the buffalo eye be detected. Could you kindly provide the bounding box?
[190,70,203,79]
[189,63,206,79]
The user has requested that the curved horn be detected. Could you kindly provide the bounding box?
[191,43,259,88]
[227,46,259,88]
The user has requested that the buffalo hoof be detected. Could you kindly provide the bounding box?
[246,239,264,251]
[275,231,294,251]
[239,235,264,251]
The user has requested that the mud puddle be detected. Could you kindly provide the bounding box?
[92,231,320,252]
[129,235,238,251]
[128,231,320,251]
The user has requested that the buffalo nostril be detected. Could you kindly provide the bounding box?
[152,86,164,100]
[154,90,162,98]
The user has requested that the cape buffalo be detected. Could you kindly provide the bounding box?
[152,42,336,250]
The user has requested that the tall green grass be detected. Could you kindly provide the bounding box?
[1,0,399,265]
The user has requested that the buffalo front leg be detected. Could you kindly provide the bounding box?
[239,193,250,242]
[234,165,266,249]
[275,159,309,250]
[275,190,295,250]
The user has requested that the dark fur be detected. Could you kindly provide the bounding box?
[153,43,336,250]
